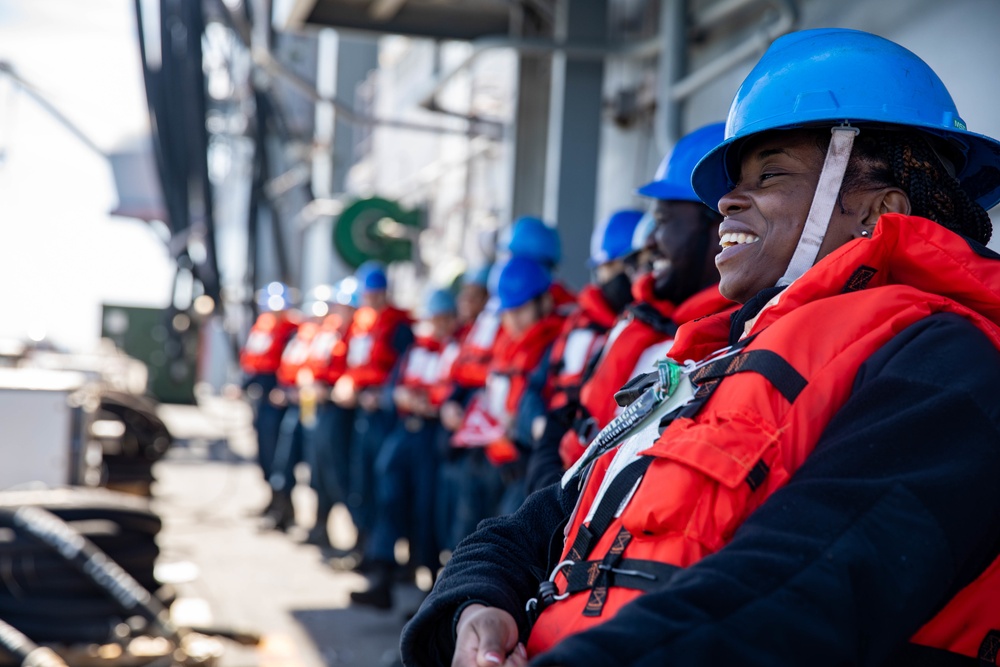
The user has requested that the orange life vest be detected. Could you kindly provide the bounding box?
[559,279,734,468]
[547,284,620,410]
[343,305,412,389]
[305,313,350,386]
[478,313,565,464]
[551,281,578,316]
[450,307,508,390]
[528,214,1000,660]
[239,311,300,375]
[485,313,566,421]
[275,320,322,387]
[429,337,463,407]
[396,335,454,411]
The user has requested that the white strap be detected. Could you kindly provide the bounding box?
[777,126,858,287]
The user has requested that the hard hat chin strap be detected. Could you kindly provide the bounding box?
[777,125,859,287]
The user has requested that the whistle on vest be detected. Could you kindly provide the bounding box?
[655,358,682,401]
[612,359,682,407]
[612,372,657,407]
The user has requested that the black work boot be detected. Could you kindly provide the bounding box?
[304,504,332,547]
[350,560,394,610]
[327,532,370,571]
[248,489,276,517]
[259,491,295,532]
[304,523,330,547]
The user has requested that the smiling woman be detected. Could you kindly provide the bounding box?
[712,127,995,303]
[715,132,836,302]
[401,28,1000,667]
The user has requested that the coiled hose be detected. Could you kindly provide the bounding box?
[97,391,173,495]
[0,618,67,667]
[0,489,165,645]
[3,506,176,638]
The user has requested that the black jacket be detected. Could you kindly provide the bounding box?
[401,312,1000,667]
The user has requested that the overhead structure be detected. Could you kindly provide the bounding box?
[269,0,800,289]
[274,0,516,40]
[134,0,222,305]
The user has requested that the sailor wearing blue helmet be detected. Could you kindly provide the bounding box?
[402,29,1000,667]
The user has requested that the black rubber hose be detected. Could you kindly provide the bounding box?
[0,507,177,641]
[98,391,173,461]
[0,615,119,646]
[0,592,136,617]
[0,570,159,598]
[0,617,68,666]
[0,540,160,576]
[0,503,163,551]
[0,488,152,506]
[0,526,160,552]
[0,506,160,529]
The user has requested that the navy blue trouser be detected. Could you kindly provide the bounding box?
[436,447,504,552]
[309,402,355,524]
[368,416,441,569]
[269,404,304,495]
[348,405,397,541]
[248,373,285,482]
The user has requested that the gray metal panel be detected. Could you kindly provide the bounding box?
[271,32,321,139]
[306,0,512,40]
[510,54,552,222]
[333,35,379,194]
[544,0,607,289]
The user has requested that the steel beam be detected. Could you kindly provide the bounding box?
[543,0,607,289]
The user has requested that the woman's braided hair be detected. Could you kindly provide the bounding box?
[846,130,993,245]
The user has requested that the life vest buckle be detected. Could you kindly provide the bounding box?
[525,559,574,616]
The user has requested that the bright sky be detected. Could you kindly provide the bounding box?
[0,0,174,352]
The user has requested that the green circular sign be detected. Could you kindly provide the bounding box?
[333,197,423,269]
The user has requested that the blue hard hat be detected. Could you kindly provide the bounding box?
[257,281,292,312]
[590,209,645,267]
[355,260,387,292]
[630,210,656,253]
[334,276,361,308]
[507,216,562,266]
[691,28,1000,211]
[425,288,457,317]
[496,256,552,311]
[637,122,726,202]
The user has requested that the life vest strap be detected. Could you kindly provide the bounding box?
[628,303,679,336]
[562,557,680,597]
[527,555,681,622]
[676,348,806,422]
[583,526,633,617]
[689,349,807,403]
[566,456,654,561]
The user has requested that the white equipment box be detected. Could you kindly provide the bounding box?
[0,367,92,490]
